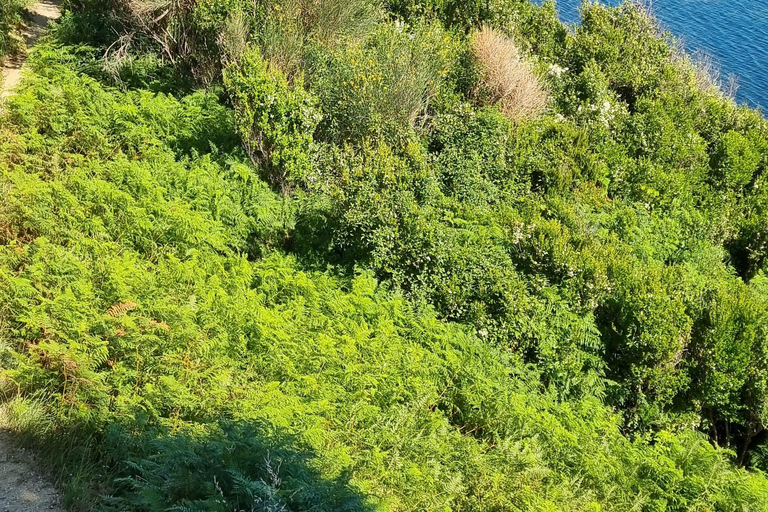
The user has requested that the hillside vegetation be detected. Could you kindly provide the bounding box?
[0,0,31,59]
[2,0,768,510]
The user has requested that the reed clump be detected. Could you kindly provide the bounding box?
[470,25,548,122]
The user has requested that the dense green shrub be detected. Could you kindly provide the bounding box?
[565,2,676,110]
[223,47,320,191]
[711,130,764,190]
[311,22,456,146]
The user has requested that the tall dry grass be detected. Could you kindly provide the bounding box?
[257,0,380,80]
[471,25,548,122]
[218,12,249,64]
[103,0,198,73]
[684,49,738,100]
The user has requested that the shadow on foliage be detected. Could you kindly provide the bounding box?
[100,419,375,512]
[2,403,374,511]
[52,2,198,95]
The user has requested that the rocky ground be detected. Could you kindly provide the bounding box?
[0,428,63,512]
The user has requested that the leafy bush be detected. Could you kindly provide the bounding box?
[223,47,321,191]
[312,22,456,145]
[566,2,675,110]
[711,130,765,190]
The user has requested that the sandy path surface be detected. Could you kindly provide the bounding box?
[0,428,64,512]
[1,0,62,98]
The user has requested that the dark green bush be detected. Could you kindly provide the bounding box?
[224,48,320,191]
[565,2,676,110]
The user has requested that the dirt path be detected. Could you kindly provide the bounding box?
[1,0,62,98]
[0,427,64,512]
[1,1,66,507]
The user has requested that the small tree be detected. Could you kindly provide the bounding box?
[223,48,320,192]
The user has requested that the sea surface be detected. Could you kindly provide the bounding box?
[553,0,768,110]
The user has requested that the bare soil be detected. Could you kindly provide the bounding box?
[1,0,62,98]
[0,428,63,512]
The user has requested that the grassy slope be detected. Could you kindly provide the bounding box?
[1,2,768,512]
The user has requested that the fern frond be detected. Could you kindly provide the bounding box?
[107,301,139,317]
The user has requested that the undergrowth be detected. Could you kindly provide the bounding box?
[2,1,768,510]
[0,0,32,60]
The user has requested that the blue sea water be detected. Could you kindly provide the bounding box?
[553,0,768,110]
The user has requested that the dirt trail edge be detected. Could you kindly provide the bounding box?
[1,1,66,509]
[1,0,62,98]
[0,428,64,512]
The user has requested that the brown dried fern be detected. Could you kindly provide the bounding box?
[107,301,138,317]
